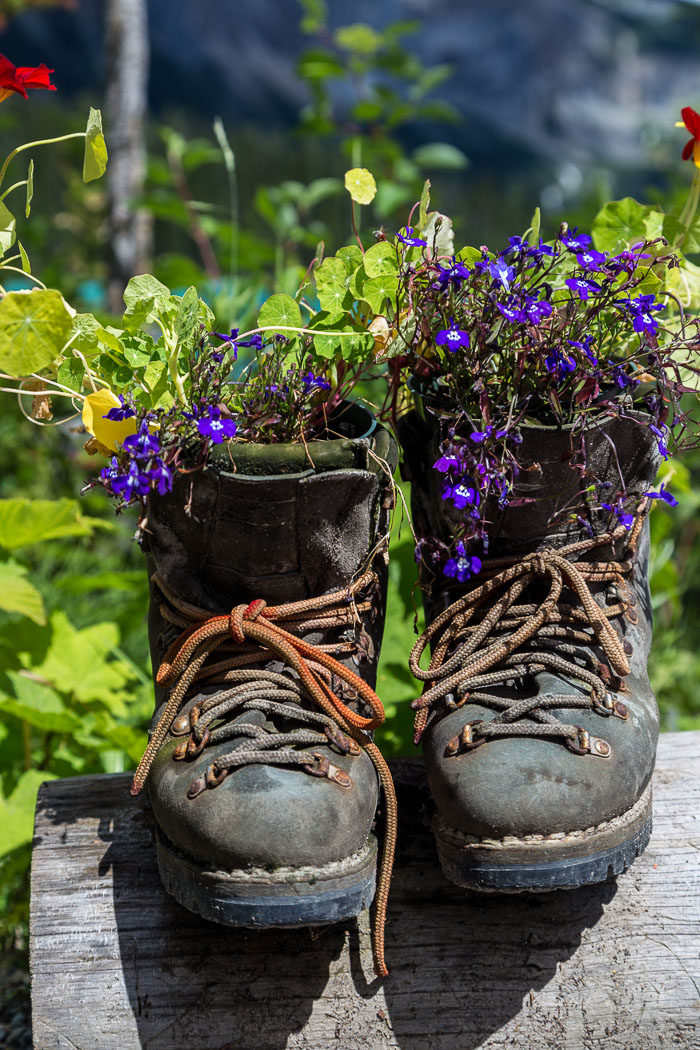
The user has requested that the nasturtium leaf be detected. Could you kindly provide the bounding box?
[412,142,469,170]
[70,312,100,352]
[173,285,199,344]
[95,326,126,354]
[120,332,154,368]
[82,388,138,452]
[25,158,34,218]
[17,240,30,273]
[56,356,86,393]
[344,167,377,206]
[0,561,46,624]
[143,361,171,408]
[457,245,487,267]
[592,198,661,253]
[0,289,72,376]
[258,293,302,335]
[666,257,700,311]
[83,107,108,182]
[315,257,347,288]
[123,274,172,331]
[361,274,399,313]
[317,284,352,315]
[363,241,398,278]
[349,264,368,300]
[0,200,16,256]
[0,498,97,550]
[662,213,700,253]
[336,245,363,273]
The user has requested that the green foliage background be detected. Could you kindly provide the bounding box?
[1,6,700,1011]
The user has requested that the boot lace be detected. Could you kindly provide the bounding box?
[410,507,648,756]
[131,571,396,978]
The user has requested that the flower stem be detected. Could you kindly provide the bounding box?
[0,132,85,187]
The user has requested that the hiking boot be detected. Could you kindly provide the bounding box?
[133,403,397,975]
[400,407,661,891]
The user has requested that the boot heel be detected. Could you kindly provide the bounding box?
[155,826,378,927]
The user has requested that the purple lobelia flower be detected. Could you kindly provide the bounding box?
[612,364,639,391]
[601,500,634,530]
[576,249,607,272]
[228,328,263,352]
[607,246,651,276]
[567,335,598,366]
[196,406,237,445]
[527,240,555,264]
[122,420,160,459]
[397,227,427,247]
[301,370,331,392]
[544,348,577,382]
[489,256,516,291]
[469,424,508,443]
[100,457,120,483]
[443,541,482,583]
[649,422,670,459]
[565,277,601,301]
[435,258,471,287]
[149,458,173,496]
[497,298,527,324]
[523,293,553,324]
[646,482,678,507]
[505,235,529,255]
[561,227,592,253]
[211,329,240,360]
[621,294,665,336]
[433,453,462,473]
[111,461,151,502]
[436,318,470,352]
[442,481,481,510]
[103,395,136,422]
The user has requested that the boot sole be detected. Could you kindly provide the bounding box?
[155,826,377,927]
[432,783,653,892]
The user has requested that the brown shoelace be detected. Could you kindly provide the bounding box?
[410,508,647,751]
[131,571,396,978]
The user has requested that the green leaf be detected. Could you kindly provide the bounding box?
[142,361,171,407]
[315,257,351,314]
[361,273,399,313]
[0,769,57,858]
[25,158,34,218]
[0,671,81,733]
[83,107,108,182]
[334,23,382,55]
[592,198,662,253]
[0,289,73,377]
[336,245,363,273]
[123,274,172,332]
[173,285,200,345]
[0,498,97,550]
[257,293,302,335]
[0,199,16,256]
[120,332,154,368]
[418,179,431,230]
[69,312,100,352]
[0,561,45,624]
[17,240,30,274]
[528,206,541,245]
[26,611,133,707]
[349,264,368,300]
[666,257,700,311]
[412,142,468,170]
[56,356,87,394]
[363,241,398,279]
[344,168,377,206]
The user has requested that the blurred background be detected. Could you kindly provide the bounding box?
[2,2,700,1043]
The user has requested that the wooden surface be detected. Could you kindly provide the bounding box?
[30,732,700,1050]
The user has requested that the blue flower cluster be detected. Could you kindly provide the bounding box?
[100,418,173,502]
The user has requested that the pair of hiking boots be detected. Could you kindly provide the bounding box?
[132,403,660,978]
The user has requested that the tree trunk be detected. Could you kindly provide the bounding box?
[105,0,151,313]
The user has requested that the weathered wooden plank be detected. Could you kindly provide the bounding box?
[30,733,700,1050]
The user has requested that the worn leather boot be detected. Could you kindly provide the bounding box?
[131,404,397,975]
[401,408,660,891]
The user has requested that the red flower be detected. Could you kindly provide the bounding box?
[679,106,700,169]
[0,53,56,104]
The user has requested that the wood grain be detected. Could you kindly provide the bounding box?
[30,733,700,1050]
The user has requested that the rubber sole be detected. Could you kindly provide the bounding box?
[155,827,377,927]
[433,784,653,892]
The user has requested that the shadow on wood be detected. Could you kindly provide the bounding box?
[30,733,700,1049]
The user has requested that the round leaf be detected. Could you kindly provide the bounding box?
[0,289,73,376]
[344,167,377,206]
[361,274,398,313]
[363,241,398,278]
[257,293,302,335]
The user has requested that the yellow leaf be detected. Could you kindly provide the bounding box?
[344,168,377,206]
[82,389,137,453]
